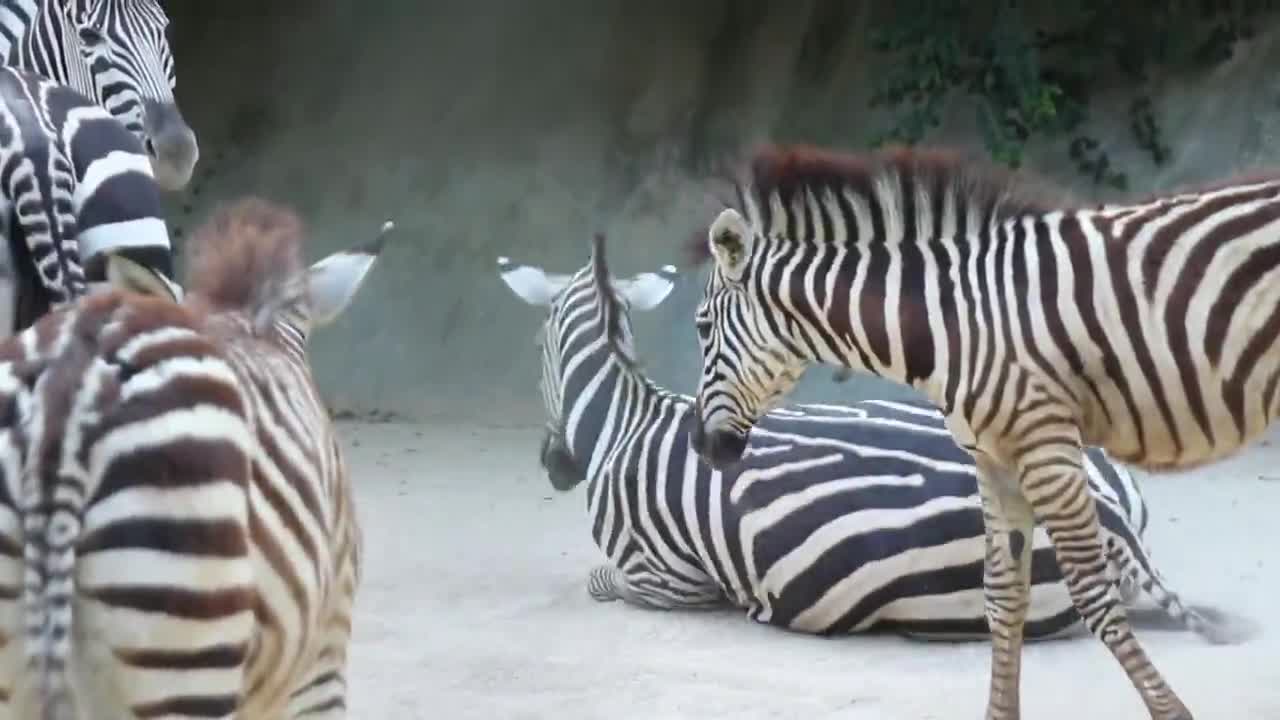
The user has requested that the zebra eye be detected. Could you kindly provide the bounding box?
[695,318,712,341]
[78,26,104,46]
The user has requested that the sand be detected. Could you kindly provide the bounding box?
[343,419,1280,719]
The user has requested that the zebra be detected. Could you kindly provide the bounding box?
[0,196,387,718]
[686,143,1278,719]
[0,63,179,335]
[496,233,1240,645]
[0,0,198,191]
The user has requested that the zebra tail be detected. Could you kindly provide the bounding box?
[21,490,81,719]
[1109,533,1260,646]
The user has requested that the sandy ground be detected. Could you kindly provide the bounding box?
[342,418,1280,720]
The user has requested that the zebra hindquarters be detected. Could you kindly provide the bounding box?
[61,429,256,719]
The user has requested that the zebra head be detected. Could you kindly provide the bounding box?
[691,207,809,471]
[498,235,677,491]
[107,201,390,346]
[70,0,198,190]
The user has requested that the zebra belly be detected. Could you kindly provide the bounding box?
[739,516,1082,638]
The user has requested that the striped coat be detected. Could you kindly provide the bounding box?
[687,144,1272,718]
[498,234,1232,642]
[0,64,178,334]
[0,197,384,719]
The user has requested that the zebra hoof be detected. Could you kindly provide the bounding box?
[586,565,622,602]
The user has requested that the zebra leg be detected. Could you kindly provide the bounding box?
[973,454,1037,720]
[1015,436,1191,720]
[587,565,626,602]
[585,565,667,609]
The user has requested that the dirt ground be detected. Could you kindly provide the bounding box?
[342,419,1280,720]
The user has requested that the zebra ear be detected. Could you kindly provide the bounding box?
[615,265,677,311]
[304,244,382,328]
[105,254,183,303]
[294,220,391,330]
[708,208,753,281]
[497,257,572,306]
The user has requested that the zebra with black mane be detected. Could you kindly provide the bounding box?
[686,143,1276,718]
[0,64,177,335]
[497,232,1238,643]
[0,0,198,191]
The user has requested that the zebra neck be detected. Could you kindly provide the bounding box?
[790,241,952,409]
[0,0,38,64]
[557,340,661,481]
[1,0,92,97]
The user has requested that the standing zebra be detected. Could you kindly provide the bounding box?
[0,197,386,718]
[686,144,1277,719]
[0,0,198,191]
[0,64,178,335]
[497,234,1238,644]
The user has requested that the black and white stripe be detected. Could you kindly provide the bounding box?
[498,234,1231,643]
[689,144,1270,719]
[0,0,197,191]
[0,64,176,334]
[0,197,386,718]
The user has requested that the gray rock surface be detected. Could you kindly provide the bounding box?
[166,1,1280,421]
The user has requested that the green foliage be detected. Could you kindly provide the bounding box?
[867,0,1280,189]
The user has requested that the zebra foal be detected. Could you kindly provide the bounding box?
[0,197,386,718]
[687,144,1272,719]
[498,233,1235,644]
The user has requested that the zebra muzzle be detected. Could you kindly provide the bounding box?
[690,400,749,470]
[142,100,200,191]
[539,430,583,491]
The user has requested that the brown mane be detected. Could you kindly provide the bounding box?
[184,196,306,313]
[684,143,1073,266]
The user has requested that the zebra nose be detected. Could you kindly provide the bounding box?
[142,100,199,191]
[699,428,748,471]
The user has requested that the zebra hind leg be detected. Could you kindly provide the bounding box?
[1016,439,1192,720]
[973,455,1037,720]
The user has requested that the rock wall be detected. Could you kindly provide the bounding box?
[163,0,1280,422]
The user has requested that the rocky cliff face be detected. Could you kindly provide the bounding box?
[163,1,1280,421]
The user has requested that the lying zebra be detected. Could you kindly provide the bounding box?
[497,233,1240,642]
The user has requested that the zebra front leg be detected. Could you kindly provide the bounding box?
[1015,436,1191,719]
[587,565,630,603]
[586,565,672,610]
[973,454,1036,720]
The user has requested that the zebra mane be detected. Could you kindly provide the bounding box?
[684,143,1071,266]
[184,197,306,317]
[588,231,641,372]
